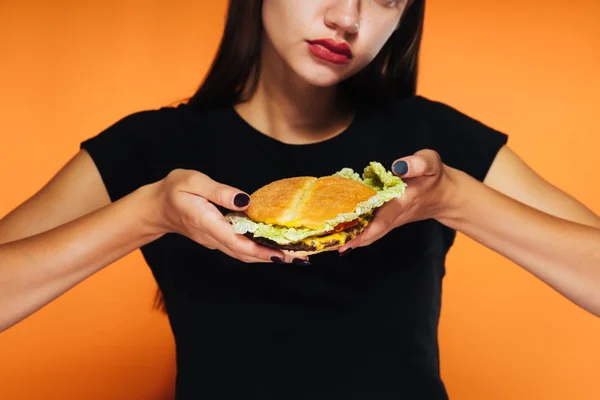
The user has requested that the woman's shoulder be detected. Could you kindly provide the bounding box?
[90,103,188,140]
[90,102,239,146]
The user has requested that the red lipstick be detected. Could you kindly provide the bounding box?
[307,39,353,65]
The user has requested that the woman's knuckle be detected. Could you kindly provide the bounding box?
[189,233,207,247]
[247,247,262,261]
[226,240,239,253]
[240,255,255,263]
[182,172,198,188]
[182,210,199,228]
[166,168,180,181]
[214,185,229,205]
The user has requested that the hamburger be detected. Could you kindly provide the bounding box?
[226,162,407,256]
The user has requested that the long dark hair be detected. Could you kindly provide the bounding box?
[154,0,426,312]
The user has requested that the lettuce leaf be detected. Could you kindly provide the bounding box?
[226,162,407,244]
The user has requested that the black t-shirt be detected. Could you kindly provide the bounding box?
[81,95,508,400]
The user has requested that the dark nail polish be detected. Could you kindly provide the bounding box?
[234,193,250,207]
[340,248,353,256]
[392,161,408,176]
[293,258,312,266]
[270,256,286,264]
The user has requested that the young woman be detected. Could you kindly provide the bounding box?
[1,0,599,398]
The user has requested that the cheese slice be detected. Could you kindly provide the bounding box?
[298,215,371,251]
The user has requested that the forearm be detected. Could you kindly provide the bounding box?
[0,184,163,332]
[439,168,600,317]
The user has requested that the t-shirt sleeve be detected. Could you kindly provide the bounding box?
[422,98,509,183]
[80,109,165,203]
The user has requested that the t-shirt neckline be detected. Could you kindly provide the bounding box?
[226,105,362,151]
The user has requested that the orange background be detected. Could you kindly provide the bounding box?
[1,0,599,399]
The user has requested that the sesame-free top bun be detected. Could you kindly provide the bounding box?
[246,175,376,229]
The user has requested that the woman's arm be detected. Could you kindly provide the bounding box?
[0,151,113,244]
[340,148,600,317]
[439,164,600,317]
[0,149,288,333]
[484,146,600,228]
[0,187,160,332]
[0,150,162,333]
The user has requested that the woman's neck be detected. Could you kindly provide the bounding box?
[233,39,354,145]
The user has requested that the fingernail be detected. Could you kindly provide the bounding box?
[270,256,286,264]
[293,258,311,266]
[340,248,353,256]
[234,193,250,207]
[392,161,408,176]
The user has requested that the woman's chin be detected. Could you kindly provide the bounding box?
[296,66,349,88]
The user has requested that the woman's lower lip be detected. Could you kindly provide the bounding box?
[307,43,351,65]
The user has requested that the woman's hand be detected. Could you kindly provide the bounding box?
[151,169,296,264]
[338,149,454,252]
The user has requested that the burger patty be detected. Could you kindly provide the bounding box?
[246,215,373,252]
[249,236,341,252]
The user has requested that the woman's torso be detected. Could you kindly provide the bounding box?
[139,99,453,399]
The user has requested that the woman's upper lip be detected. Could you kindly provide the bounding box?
[307,38,353,58]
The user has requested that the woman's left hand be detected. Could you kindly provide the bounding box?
[338,149,455,253]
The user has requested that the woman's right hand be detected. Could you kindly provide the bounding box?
[151,169,298,264]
